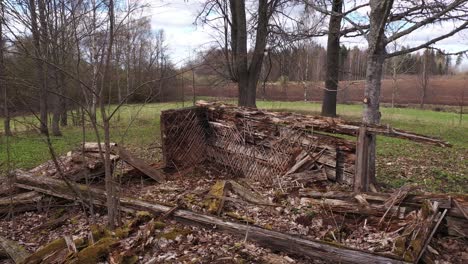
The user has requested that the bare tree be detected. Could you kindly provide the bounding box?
[26,0,49,134]
[322,0,343,117]
[304,0,368,116]
[198,0,311,107]
[362,0,468,188]
[419,49,431,108]
[0,0,12,136]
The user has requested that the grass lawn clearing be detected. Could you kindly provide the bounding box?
[1,100,466,193]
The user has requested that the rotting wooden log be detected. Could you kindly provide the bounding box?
[416,209,448,263]
[0,192,43,215]
[446,216,468,238]
[0,236,30,264]
[394,201,439,262]
[299,190,468,219]
[117,146,166,183]
[300,197,401,217]
[453,199,468,220]
[33,214,69,231]
[379,185,416,225]
[84,152,119,161]
[15,173,407,264]
[82,142,117,152]
[0,185,19,197]
[0,191,42,206]
[197,101,451,147]
[286,169,328,184]
[226,181,275,206]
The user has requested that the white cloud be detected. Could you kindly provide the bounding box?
[143,0,214,66]
[145,1,468,68]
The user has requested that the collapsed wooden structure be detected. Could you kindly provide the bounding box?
[161,102,450,187]
[0,102,465,264]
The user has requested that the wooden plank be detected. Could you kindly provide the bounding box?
[82,142,117,152]
[0,236,30,263]
[196,102,451,147]
[0,191,42,206]
[15,173,407,264]
[354,126,370,192]
[415,209,448,263]
[299,190,466,219]
[117,146,166,183]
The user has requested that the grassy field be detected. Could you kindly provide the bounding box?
[1,100,467,193]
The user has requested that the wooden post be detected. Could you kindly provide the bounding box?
[354,125,370,192]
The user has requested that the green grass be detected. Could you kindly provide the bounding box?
[1,100,466,194]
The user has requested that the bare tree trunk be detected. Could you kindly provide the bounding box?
[460,84,465,125]
[0,0,12,136]
[362,0,393,188]
[60,87,68,127]
[230,0,268,107]
[1,87,11,137]
[90,0,98,122]
[101,0,119,229]
[304,50,309,102]
[28,0,49,134]
[51,95,62,136]
[391,63,397,108]
[192,69,196,106]
[420,51,429,109]
[51,72,62,136]
[321,0,343,117]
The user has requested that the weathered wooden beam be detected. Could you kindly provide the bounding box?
[0,236,30,264]
[299,189,468,219]
[0,191,42,206]
[354,126,370,192]
[117,146,166,183]
[15,173,407,264]
[197,102,451,147]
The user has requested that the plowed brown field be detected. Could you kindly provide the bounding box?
[194,75,468,106]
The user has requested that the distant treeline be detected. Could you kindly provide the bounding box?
[189,42,460,85]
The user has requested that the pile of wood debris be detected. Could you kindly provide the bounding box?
[0,102,466,264]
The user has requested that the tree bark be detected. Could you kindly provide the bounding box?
[230,0,269,107]
[29,0,49,135]
[51,108,62,136]
[419,51,429,109]
[0,1,12,136]
[363,0,394,186]
[322,0,343,117]
[101,0,119,229]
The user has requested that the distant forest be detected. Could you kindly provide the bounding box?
[190,43,461,85]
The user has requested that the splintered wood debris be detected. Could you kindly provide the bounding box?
[0,103,465,264]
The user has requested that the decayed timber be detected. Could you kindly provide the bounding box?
[299,189,468,219]
[446,216,468,237]
[82,142,117,152]
[162,105,357,184]
[0,236,30,263]
[0,191,43,214]
[117,146,166,183]
[197,101,451,147]
[0,191,42,206]
[354,126,371,192]
[300,197,402,217]
[15,173,407,264]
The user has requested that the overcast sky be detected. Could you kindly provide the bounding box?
[147,0,468,70]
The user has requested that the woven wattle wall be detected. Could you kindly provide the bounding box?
[161,105,355,185]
